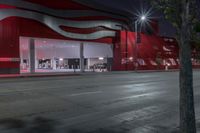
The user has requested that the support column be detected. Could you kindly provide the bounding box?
[88,59,90,70]
[80,42,84,72]
[20,50,24,70]
[29,38,35,73]
[35,59,38,70]
[52,58,57,70]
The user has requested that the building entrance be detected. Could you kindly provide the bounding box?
[19,37,113,73]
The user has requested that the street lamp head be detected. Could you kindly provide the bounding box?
[141,15,146,21]
[134,6,154,23]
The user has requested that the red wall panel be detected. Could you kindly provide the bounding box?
[117,31,183,71]
[0,17,20,69]
[126,31,135,70]
[112,33,122,71]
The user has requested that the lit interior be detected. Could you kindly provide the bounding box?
[20,37,113,73]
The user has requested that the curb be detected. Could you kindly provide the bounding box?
[0,73,80,79]
[0,69,199,79]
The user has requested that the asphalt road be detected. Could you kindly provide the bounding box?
[0,71,200,133]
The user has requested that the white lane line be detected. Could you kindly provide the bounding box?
[69,91,102,97]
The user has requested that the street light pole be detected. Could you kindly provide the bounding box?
[134,20,138,71]
[118,25,129,71]
[134,15,146,71]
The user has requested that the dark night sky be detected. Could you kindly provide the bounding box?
[91,0,177,37]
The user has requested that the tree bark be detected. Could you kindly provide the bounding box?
[179,39,196,133]
[179,1,196,133]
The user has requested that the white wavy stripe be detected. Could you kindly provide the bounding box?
[0,9,118,40]
[163,46,172,52]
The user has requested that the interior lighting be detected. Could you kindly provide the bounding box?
[98,57,104,60]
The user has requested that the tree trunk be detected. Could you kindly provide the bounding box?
[179,1,196,133]
[179,39,196,133]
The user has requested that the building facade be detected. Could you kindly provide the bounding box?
[0,0,199,74]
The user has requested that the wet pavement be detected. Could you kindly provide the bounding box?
[0,71,199,133]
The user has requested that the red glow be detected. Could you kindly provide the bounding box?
[0,58,20,62]
[0,4,16,8]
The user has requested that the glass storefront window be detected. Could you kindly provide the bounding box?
[20,37,113,73]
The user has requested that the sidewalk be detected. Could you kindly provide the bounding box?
[0,72,80,79]
[0,69,199,79]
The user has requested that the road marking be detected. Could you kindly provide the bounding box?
[69,91,102,97]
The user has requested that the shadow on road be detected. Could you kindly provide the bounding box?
[0,116,199,133]
[0,118,26,129]
[0,117,125,133]
[67,128,123,133]
[0,117,57,133]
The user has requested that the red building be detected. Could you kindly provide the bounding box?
[0,0,199,74]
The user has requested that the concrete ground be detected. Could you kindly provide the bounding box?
[0,71,199,133]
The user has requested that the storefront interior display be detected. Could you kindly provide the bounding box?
[20,37,113,73]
